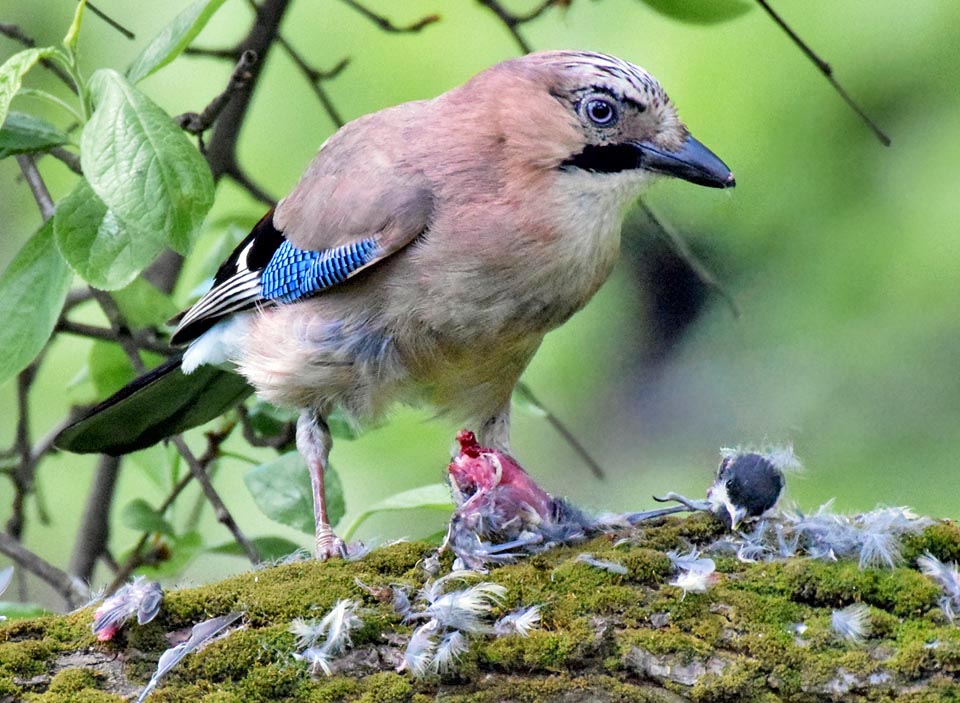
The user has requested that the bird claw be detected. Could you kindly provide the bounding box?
[315,526,347,561]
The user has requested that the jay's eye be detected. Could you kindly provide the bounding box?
[583,97,618,126]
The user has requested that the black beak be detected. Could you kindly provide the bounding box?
[633,134,735,189]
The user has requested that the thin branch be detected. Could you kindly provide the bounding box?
[0,23,77,91]
[175,50,259,150]
[69,455,121,582]
[16,154,55,220]
[89,289,147,373]
[184,45,243,60]
[755,0,890,146]
[476,0,562,54]
[55,319,172,355]
[338,0,439,33]
[238,403,295,449]
[48,147,83,174]
[171,436,260,564]
[224,164,276,206]
[518,384,606,480]
[5,363,38,539]
[204,0,291,195]
[637,199,741,319]
[86,1,136,40]
[107,471,194,593]
[275,35,348,128]
[0,531,89,608]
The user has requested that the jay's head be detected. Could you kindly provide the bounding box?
[453,50,734,192]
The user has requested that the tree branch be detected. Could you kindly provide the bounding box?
[637,199,740,319]
[476,0,562,54]
[175,50,259,151]
[755,0,890,146]
[68,455,121,583]
[338,0,439,33]
[171,436,260,565]
[86,1,136,40]
[0,22,77,91]
[0,531,89,608]
[16,154,55,221]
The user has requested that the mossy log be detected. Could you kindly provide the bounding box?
[2,514,959,702]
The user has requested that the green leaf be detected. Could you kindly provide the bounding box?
[244,452,345,534]
[0,47,55,128]
[121,498,175,536]
[54,178,164,290]
[127,0,230,84]
[63,0,88,55]
[512,382,549,418]
[341,483,453,541]
[0,220,73,389]
[113,277,178,327]
[81,69,214,254]
[639,0,751,24]
[135,531,202,579]
[0,111,70,158]
[208,536,304,561]
[88,340,136,397]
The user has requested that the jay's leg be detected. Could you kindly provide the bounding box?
[478,400,512,453]
[297,409,345,560]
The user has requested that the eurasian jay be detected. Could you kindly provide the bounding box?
[58,50,734,559]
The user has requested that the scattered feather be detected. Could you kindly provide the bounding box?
[917,553,960,622]
[667,549,716,599]
[831,604,871,643]
[399,620,439,677]
[669,570,713,599]
[92,577,163,641]
[290,599,363,674]
[137,612,241,702]
[494,605,541,637]
[574,553,628,575]
[432,630,468,674]
[425,582,506,632]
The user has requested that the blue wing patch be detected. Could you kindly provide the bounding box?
[260,238,380,304]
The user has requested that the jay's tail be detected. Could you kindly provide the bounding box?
[55,355,252,455]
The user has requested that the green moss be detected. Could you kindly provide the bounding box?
[0,675,22,699]
[902,521,960,565]
[782,560,939,616]
[689,660,765,703]
[0,639,53,677]
[302,676,361,702]
[355,672,412,703]
[24,692,123,703]
[47,668,102,693]
[237,662,304,700]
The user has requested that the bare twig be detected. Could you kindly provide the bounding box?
[106,471,194,593]
[55,319,172,355]
[171,436,260,564]
[48,147,83,174]
[176,50,259,150]
[16,154,55,220]
[476,0,561,54]
[0,23,77,91]
[86,1,136,40]
[69,455,121,582]
[184,45,243,60]
[204,0,291,201]
[275,36,348,128]
[339,0,439,33]
[755,0,890,146]
[517,384,606,480]
[90,289,147,373]
[238,404,296,449]
[0,531,90,608]
[5,364,38,539]
[637,199,740,319]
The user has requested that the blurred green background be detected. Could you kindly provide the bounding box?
[2,0,959,607]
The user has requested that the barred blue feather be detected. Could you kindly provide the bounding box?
[261,239,380,304]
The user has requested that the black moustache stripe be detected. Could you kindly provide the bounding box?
[561,143,640,174]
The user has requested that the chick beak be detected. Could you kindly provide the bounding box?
[633,134,735,189]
